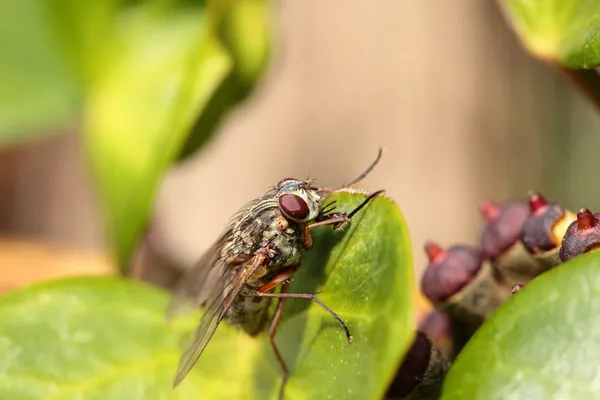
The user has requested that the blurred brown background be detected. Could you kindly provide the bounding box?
[1,0,600,286]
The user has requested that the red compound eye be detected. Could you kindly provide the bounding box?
[279,194,310,220]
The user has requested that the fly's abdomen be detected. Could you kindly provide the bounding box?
[226,285,271,336]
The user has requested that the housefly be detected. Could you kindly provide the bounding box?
[168,149,384,399]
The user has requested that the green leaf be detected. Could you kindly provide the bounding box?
[441,251,600,399]
[79,2,233,271]
[177,0,271,161]
[0,0,272,273]
[35,0,272,272]
[45,0,121,87]
[500,0,600,68]
[0,192,414,400]
[0,0,79,145]
[219,0,272,85]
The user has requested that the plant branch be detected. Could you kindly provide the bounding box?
[561,68,600,113]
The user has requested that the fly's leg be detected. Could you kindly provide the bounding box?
[303,225,313,249]
[267,284,289,400]
[257,190,382,398]
[257,290,352,342]
[256,266,353,348]
[256,269,352,400]
[257,268,299,400]
[312,189,385,230]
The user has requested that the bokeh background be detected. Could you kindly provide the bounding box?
[1,0,600,291]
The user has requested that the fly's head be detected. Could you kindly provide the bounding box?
[276,178,323,223]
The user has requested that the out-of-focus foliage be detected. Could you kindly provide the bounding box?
[179,0,271,160]
[72,2,233,273]
[0,193,415,400]
[0,0,272,272]
[0,0,80,144]
[56,0,272,272]
[500,0,600,68]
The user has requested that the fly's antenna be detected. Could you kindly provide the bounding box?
[344,148,383,188]
[306,168,313,182]
[304,168,318,190]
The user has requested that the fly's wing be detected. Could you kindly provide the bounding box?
[166,192,274,320]
[165,231,231,320]
[172,251,267,387]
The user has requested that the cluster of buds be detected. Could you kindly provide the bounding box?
[390,191,600,397]
[418,191,600,361]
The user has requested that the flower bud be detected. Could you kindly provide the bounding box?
[520,191,576,270]
[559,208,600,262]
[420,242,509,330]
[385,331,450,400]
[479,200,541,286]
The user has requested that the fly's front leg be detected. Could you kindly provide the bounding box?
[303,225,313,249]
[311,189,385,230]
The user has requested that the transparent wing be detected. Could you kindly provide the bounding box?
[172,252,267,387]
[166,193,270,320]
[165,231,231,320]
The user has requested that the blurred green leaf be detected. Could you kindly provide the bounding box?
[0,0,272,271]
[500,0,600,68]
[46,0,121,86]
[220,0,271,85]
[0,0,79,144]
[176,72,246,160]
[42,0,272,272]
[441,251,600,399]
[178,0,271,161]
[80,3,232,272]
[0,192,414,400]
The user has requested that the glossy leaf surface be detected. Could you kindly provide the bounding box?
[0,192,414,400]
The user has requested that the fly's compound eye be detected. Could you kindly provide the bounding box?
[278,194,310,220]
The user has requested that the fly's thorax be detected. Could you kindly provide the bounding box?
[268,226,302,265]
[232,199,304,250]
[224,199,303,289]
[246,216,303,287]
[221,178,320,289]
[223,197,281,261]
[226,179,322,257]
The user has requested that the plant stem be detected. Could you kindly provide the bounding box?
[561,68,600,113]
